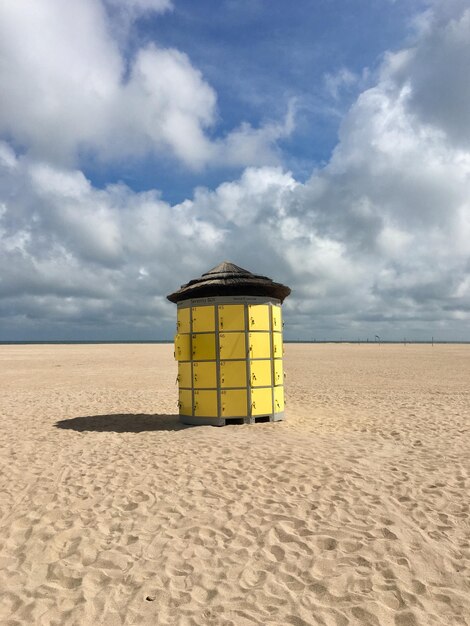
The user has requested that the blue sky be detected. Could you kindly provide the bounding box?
[1,0,470,341]
[86,0,428,203]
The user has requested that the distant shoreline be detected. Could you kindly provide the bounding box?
[1,340,469,346]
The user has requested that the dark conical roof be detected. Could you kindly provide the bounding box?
[167,261,291,303]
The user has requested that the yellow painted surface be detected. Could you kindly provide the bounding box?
[174,300,286,421]
[194,390,218,417]
[218,304,245,331]
[250,359,272,387]
[274,386,284,412]
[221,389,247,417]
[248,304,270,331]
[219,332,246,360]
[220,360,247,388]
[179,388,192,416]
[272,332,283,358]
[251,387,273,415]
[192,333,216,361]
[193,361,217,388]
[174,334,191,361]
[177,307,190,333]
[249,332,271,359]
[178,362,192,388]
[271,305,282,331]
[192,306,215,333]
[273,358,283,386]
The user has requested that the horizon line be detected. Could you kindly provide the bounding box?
[1,340,470,345]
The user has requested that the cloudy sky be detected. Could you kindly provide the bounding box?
[1,0,469,341]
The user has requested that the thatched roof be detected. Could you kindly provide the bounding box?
[167,261,291,303]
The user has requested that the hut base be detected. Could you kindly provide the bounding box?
[180,413,284,427]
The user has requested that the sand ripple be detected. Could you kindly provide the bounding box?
[0,343,469,625]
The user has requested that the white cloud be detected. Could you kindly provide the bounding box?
[191,166,298,227]
[0,143,17,169]
[385,3,470,149]
[0,154,224,337]
[1,2,470,340]
[324,68,360,100]
[216,101,297,168]
[104,0,173,17]
[0,0,122,163]
[0,0,291,169]
[118,44,217,167]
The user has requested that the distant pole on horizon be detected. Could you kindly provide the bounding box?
[432,336,434,347]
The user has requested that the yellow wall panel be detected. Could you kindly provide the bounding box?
[273,358,283,386]
[271,305,282,332]
[174,333,191,361]
[221,389,247,417]
[192,306,215,332]
[249,332,271,359]
[248,304,270,331]
[179,389,192,416]
[177,307,190,333]
[220,360,246,388]
[250,359,272,387]
[218,304,245,331]
[251,387,273,415]
[272,332,283,358]
[192,333,216,361]
[194,390,218,417]
[274,386,284,412]
[178,362,192,388]
[174,299,286,423]
[219,332,246,360]
[193,361,217,388]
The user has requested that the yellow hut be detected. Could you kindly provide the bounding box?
[167,262,291,426]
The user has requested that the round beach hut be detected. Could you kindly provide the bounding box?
[167,262,291,426]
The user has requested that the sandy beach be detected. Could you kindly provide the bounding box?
[0,343,469,626]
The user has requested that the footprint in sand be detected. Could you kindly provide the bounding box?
[381,527,398,540]
[395,610,418,626]
[351,606,380,625]
[316,536,338,551]
[270,544,285,562]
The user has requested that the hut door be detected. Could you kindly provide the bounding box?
[219,333,246,360]
[221,389,247,417]
[178,389,192,416]
[250,360,272,387]
[194,390,218,417]
[248,304,270,330]
[271,305,282,331]
[250,388,273,416]
[274,387,284,413]
[177,307,190,333]
[272,333,283,358]
[192,334,216,360]
[175,334,191,361]
[192,306,215,332]
[273,359,283,386]
[178,362,192,388]
[220,360,247,388]
[218,305,245,331]
[248,332,271,359]
[193,361,217,388]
